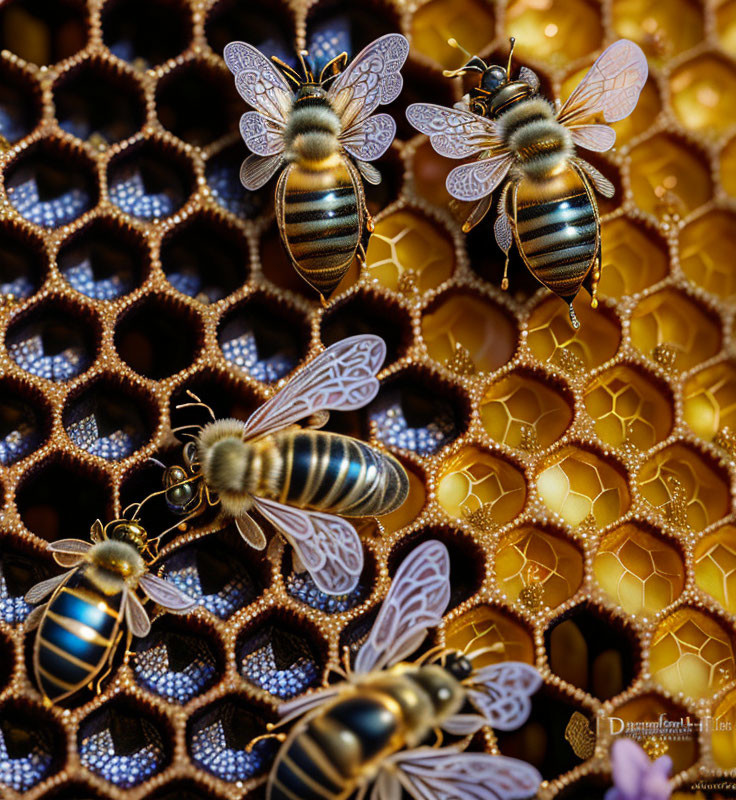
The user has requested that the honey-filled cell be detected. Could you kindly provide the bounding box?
[713,689,736,770]
[365,210,454,292]
[637,443,730,532]
[594,523,684,615]
[537,446,630,529]
[495,526,583,608]
[680,211,736,299]
[670,54,736,137]
[436,446,526,529]
[583,365,673,449]
[445,605,535,668]
[479,370,573,450]
[683,362,736,442]
[693,525,736,614]
[650,607,736,700]
[597,218,668,299]
[611,0,704,58]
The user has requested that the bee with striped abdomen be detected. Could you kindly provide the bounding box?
[132,335,409,597]
[25,517,196,705]
[224,35,409,300]
[407,39,648,328]
[259,540,542,800]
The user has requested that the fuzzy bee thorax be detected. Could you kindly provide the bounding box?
[86,540,146,591]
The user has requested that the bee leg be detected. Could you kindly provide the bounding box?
[94,630,125,694]
[567,302,580,330]
[245,730,288,752]
[430,727,445,748]
[582,251,602,309]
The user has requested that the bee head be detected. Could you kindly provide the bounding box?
[442,651,473,681]
[106,519,149,554]
[480,64,508,92]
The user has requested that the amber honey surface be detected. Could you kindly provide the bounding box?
[0,0,734,798]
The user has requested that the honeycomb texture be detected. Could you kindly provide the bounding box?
[0,0,734,798]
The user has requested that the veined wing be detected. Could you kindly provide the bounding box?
[48,538,92,567]
[406,103,501,159]
[242,335,386,440]
[466,662,542,731]
[570,123,616,152]
[354,539,450,674]
[558,39,648,126]
[223,41,292,125]
[239,111,285,156]
[139,573,199,612]
[252,497,363,596]
[240,153,284,190]
[446,152,515,202]
[25,569,76,604]
[340,113,396,162]
[329,34,409,132]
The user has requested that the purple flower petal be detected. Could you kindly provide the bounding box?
[611,738,650,797]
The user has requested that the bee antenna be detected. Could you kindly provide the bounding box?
[297,49,313,82]
[447,37,473,59]
[506,37,516,76]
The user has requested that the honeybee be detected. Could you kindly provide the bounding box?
[259,540,542,800]
[24,517,196,705]
[224,35,409,299]
[133,335,409,596]
[407,39,648,328]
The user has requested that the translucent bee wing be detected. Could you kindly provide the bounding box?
[138,573,198,613]
[340,113,396,162]
[48,538,92,567]
[440,713,487,735]
[387,748,542,800]
[446,153,515,202]
[242,335,386,441]
[467,661,542,731]
[239,111,285,156]
[25,603,47,630]
[277,685,342,724]
[371,770,402,800]
[405,103,500,159]
[328,34,409,131]
[240,153,284,191]
[575,157,616,198]
[223,41,293,125]
[124,589,151,638]
[494,209,514,254]
[252,497,363,596]
[355,159,382,186]
[354,540,450,674]
[24,569,76,604]
[235,513,267,551]
[557,39,648,126]
[570,123,616,152]
[518,65,540,91]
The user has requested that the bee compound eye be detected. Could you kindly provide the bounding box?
[166,482,195,511]
[482,66,507,91]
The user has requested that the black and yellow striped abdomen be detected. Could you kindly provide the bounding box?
[34,569,122,703]
[274,431,408,517]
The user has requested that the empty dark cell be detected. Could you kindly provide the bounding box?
[0,633,12,692]
[32,784,108,800]
[205,144,266,219]
[0,0,86,66]
[0,703,62,791]
[0,65,41,142]
[206,0,294,63]
[170,372,260,430]
[364,148,402,215]
[54,61,145,143]
[102,0,191,66]
[0,544,51,624]
[0,385,45,465]
[16,460,109,542]
[0,225,45,301]
[146,783,224,800]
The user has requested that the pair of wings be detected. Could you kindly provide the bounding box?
[272,541,542,800]
[228,334,387,596]
[224,34,409,189]
[406,39,648,202]
[25,535,197,638]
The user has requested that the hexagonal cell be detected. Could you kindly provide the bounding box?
[410,0,494,70]
[6,299,97,381]
[161,212,249,302]
[16,456,109,542]
[0,701,63,792]
[479,370,574,450]
[237,616,323,699]
[597,217,668,299]
[612,0,702,58]
[495,525,584,608]
[365,210,455,293]
[205,0,294,60]
[650,607,736,700]
[63,376,157,461]
[379,461,426,533]
[0,0,86,66]
[680,211,736,299]
[187,695,277,782]
[218,295,308,383]
[611,79,661,146]
[205,143,266,219]
[156,60,241,147]
[133,617,221,704]
[0,540,52,624]
[0,379,49,466]
[0,221,46,301]
[546,606,639,700]
[693,525,736,614]
[102,0,192,66]
[713,688,736,769]
[670,54,736,137]
[144,781,228,800]
[683,362,736,442]
[446,605,535,668]
[437,446,526,529]
[506,0,602,66]
[115,294,202,379]
[54,57,145,144]
[422,291,518,375]
[4,139,97,228]
[0,61,42,143]
[628,134,712,219]
[78,698,170,788]
[368,369,466,455]
[527,296,621,371]
[583,364,673,449]
[594,523,685,615]
[637,443,730,532]
[58,216,149,300]
[630,289,722,372]
[107,140,195,221]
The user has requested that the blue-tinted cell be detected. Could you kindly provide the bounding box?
[134,630,218,704]
[62,257,134,300]
[238,626,320,699]
[6,166,92,229]
[0,397,41,465]
[7,323,90,382]
[65,396,144,461]
[286,570,364,614]
[166,269,211,300]
[0,274,34,300]
[0,718,54,792]
[0,552,43,624]
[0,105,29,142]
[205,154,263,219]
[108,162,185,220]
[368,390,458,455]
[308,15,352,73]
[79,709,166,788]
[220,323,296,383]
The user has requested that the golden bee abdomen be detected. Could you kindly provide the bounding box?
[281,161,360,296]
[512,164,598,301]
[276,431,409,517]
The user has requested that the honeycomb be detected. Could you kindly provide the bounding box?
[0,0,735,798]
